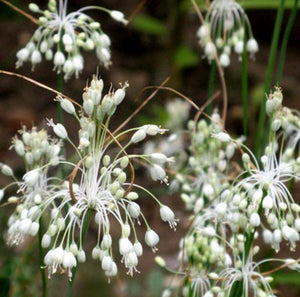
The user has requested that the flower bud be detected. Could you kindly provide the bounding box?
[60,98,75,114]
[110,10,128,25]
[155,256,166,267]
[113,87,126,105]
[83,99,94,115]
[131,129,146,143]
[1,165,13,177]
[29,3,39,12]
[126,192,139,200]
[48,120,68,139]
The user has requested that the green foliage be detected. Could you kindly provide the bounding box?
[174,45,199,69]
[131,15,166,36]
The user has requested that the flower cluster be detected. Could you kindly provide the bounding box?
[172,110,238,211]
[197,0,258,67]
[2,127,61,245]
[16,0,128,79]
[0,76,176,280]
[159,88,300,297]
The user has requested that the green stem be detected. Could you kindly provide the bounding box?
[67,209,93,297]
[241,40,248,137]
[57,71,67,178]
[206,60,216,115]
[229,203,263,297]
[276,0,299,83]
[254,0,286,157]
[38,218,47,297]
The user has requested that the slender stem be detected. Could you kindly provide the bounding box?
[0,0,38,24]
[67,209,93,297]
[38,218,47,297]
[241,40,248,137]
[254,0,286,156]
[276,0,299,83]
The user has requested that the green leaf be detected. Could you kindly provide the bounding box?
[274,271,300,287]
[174,45,199,69]
[131,15,166,36]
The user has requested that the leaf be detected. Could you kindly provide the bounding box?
[131,15,166,36]
[174,45,199,69]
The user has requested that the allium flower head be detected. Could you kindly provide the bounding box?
[197,0,258,67]
[16,0,128,79]
[1,75,176,281]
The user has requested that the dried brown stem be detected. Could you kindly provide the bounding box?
[261,259,300,277]
[0,70,81,107]
[140,85,201,111]
[127,0,147,23]
[68,160,83,204]
[112,77,170,136]
[0,0,38,24]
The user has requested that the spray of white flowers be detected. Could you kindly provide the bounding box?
[197,0,258,67]
[158,88,300,297]
[16,0,128,79]
[0,75,176,280]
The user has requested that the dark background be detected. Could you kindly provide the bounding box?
[0,1,300,296]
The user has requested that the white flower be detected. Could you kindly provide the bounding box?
[220,53,230,67]
[150,164,168,184]
[160,205,177,229]
[54,51,66,67]
[197,0,258,63]
[23,169,40,187]
[145,229,159,252]
[16,1,127,78]
[250,212,261,227]
[247,38,259,55]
